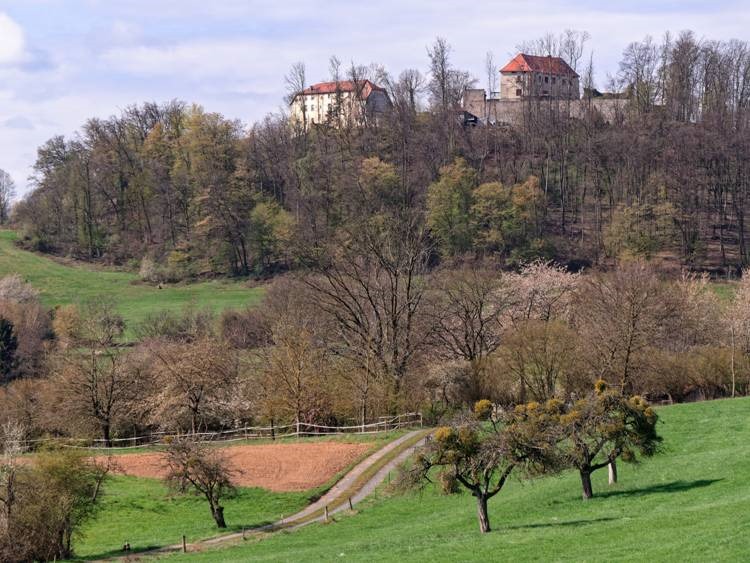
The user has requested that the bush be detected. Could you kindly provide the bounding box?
[220,307,272,349]
[138,256,160,283]
[0,449,108,561]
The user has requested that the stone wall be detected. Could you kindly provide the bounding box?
[462,89,627,125]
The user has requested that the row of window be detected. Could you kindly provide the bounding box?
[510,72,571,86]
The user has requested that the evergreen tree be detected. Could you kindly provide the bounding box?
[0,317,18,380]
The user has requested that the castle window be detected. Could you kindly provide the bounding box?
[516,89,522,97]
[545,76,549,83]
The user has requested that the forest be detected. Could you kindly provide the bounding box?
[9,31,750,276]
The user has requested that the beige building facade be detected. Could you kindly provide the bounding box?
[289,80,390,128]
[499,53,580,101]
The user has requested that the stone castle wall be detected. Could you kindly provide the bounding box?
[462,89,627,125]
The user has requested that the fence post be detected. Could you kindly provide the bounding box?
[419,412,423,428]
[324,505,329,522]
[182,535,187,553]
[271,418,275,441]
[296,418,300,437]
[348,497,353,511]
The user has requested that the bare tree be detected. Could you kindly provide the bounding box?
[395,69,426,113]
[426,267,516,401]
[0,170,15,224]
[285,61,308,131]
[427,37,475,111]
[56,304,132,447]
[0,422,25,531]
[164,439,237,528]
[146,338,237,433]
[575,261,677,394]
[302,211,431,389]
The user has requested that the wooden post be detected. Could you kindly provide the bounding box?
[348,497,353,511]
[182,535,187,553]
[271,418,275,441]
[296,418,300,437]
[324,505,329,522]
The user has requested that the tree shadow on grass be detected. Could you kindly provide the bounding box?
[596,478,723,499]
[505,516,619,531]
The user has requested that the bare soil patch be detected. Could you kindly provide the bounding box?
[94,441,373,492]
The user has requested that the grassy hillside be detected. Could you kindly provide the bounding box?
[0,231,263,333]
[167,397,750,562]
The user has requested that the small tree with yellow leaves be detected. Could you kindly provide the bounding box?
[401,399,562,533]
[557,381,661,500]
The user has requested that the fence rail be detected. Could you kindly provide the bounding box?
[15,412,423,450]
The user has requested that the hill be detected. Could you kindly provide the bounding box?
[0,231,263,334]
[168,397,750,562]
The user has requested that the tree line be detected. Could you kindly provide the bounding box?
[11,30,750,275]
[0,253,748,448]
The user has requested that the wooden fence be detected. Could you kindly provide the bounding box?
[18,412,423,450]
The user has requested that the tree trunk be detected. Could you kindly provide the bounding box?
[476,494,491,533]
[608,461,618,485]
[212,504,227,528]
[101,421,112,448]
[580,470,593,500]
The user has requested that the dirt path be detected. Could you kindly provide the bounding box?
[101,429,429,561]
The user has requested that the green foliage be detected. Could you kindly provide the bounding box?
[427,158,477,256]
[0,449,107,561]
[248,198,293,274]
[427,161,548,261]
[604,202,677,259]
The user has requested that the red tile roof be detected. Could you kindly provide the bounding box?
[296,80,386,99]
[500,54,579,77]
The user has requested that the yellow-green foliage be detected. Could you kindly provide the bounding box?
[473,399,493,420]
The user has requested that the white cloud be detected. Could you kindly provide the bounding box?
[0,13,24,64]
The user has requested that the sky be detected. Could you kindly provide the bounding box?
[0,0,748,198]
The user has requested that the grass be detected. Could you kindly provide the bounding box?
[0,231,263,336]
[73,476,312,560]
[711,281,737,301]
[164,397,750,562]
[71,432,402,560]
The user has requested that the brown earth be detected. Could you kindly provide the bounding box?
[95,441,373,492]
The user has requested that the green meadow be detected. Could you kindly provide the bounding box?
[0,231,263,335]
[165,398,750,562]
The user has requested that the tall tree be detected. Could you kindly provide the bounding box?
[0,170,15,224]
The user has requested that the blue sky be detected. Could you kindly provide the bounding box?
[1,0,748,197]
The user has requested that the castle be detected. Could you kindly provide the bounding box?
[289,53,627,129]
[462,53,626,126]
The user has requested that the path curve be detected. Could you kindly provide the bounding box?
[101,429,429,560]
